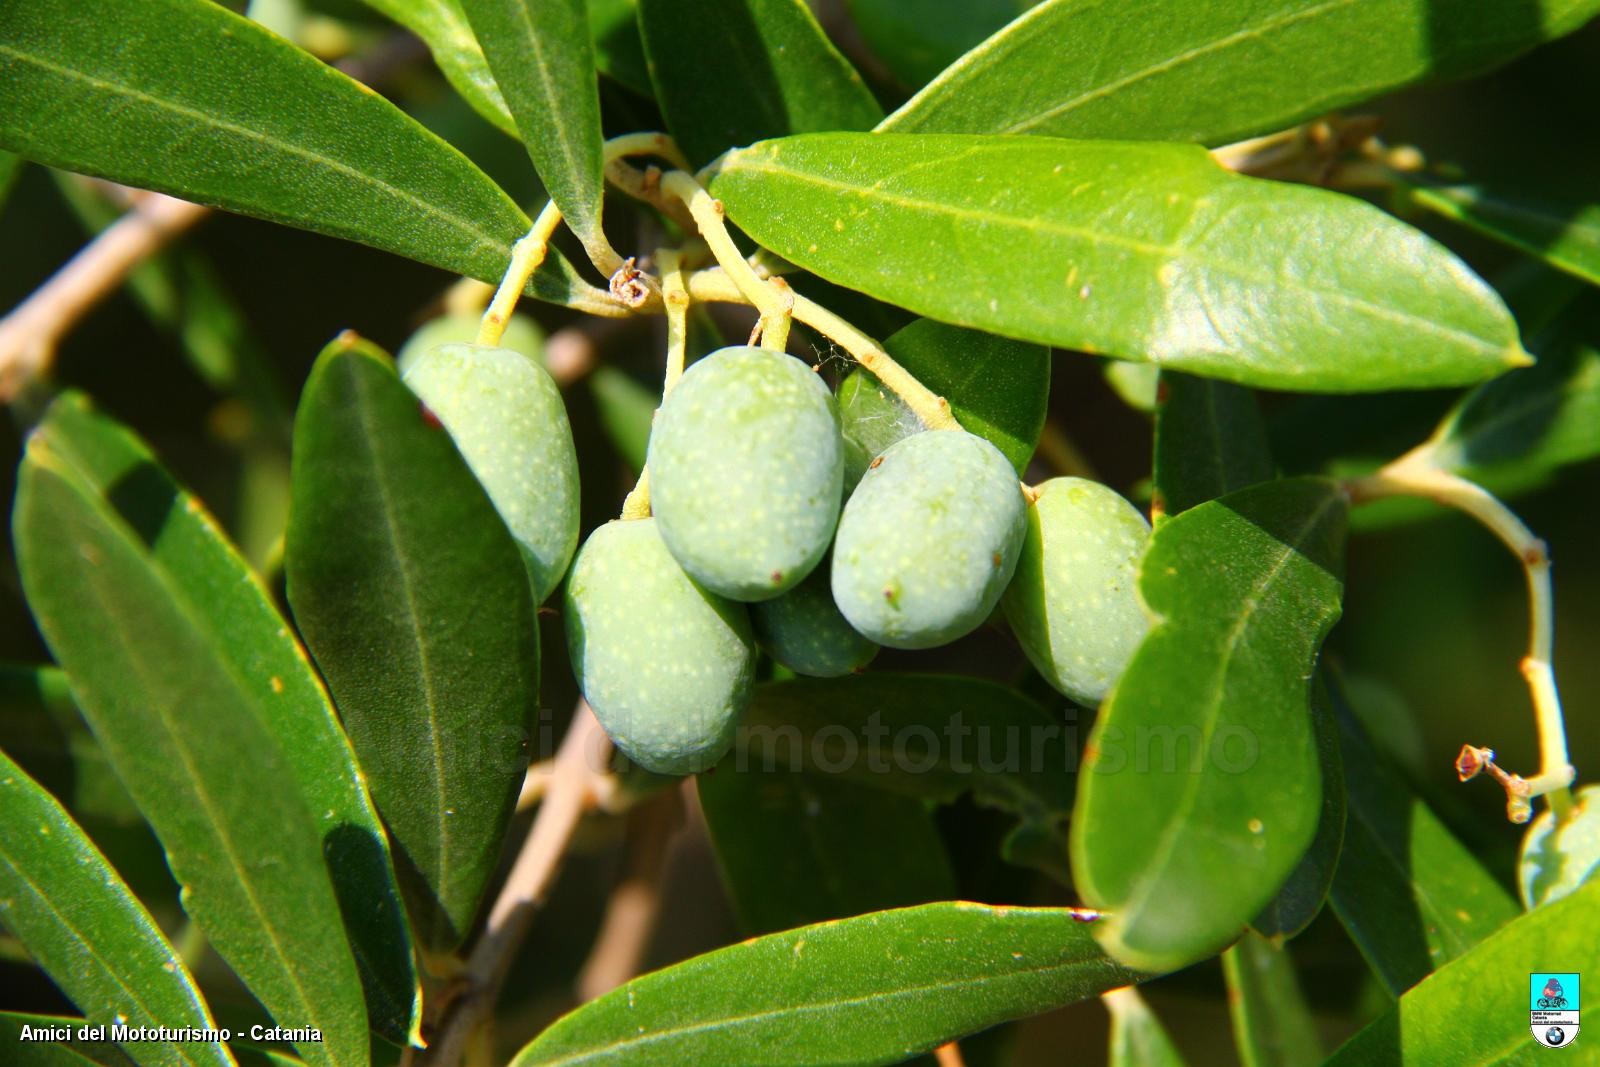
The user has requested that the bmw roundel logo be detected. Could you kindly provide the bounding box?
[1546,1026,1567,1047]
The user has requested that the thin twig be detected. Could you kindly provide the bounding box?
[418,703,612,1065]
[575,789,683,1002]
[934,1041,967,1067]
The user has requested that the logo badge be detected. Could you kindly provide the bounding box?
[1532,973,1580,1048]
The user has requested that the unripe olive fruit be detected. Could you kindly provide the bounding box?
[402,342,578,603]
[752,563,878,678]
[836,370,922,492]
[565,518,756,775]
[395,311,543,377]
[648,346,843,601]
[832,430,1025,649]
[1002,477,1151,706]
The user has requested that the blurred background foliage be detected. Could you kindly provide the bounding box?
[0,1,1595,1062]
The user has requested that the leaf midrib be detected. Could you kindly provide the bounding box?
[723,153,1505,359]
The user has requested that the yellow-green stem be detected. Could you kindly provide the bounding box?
[478,201,564,346]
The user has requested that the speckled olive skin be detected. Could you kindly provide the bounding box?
[648,346,843,602]
[1002,477,1151,706]
[395,311,543,377]
[565,519,755,775]
[402,342,578,602]
[752,563,878,677]
[832,430,1025,650]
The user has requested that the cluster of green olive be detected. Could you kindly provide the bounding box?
[403,326,1152,777]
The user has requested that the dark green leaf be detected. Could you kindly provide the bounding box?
[0,148,22,208]
[0,0,600,311]
[737,674,1076,827]
[1222,933,1321,1067]
[512,902,1144,1065]
[846,0,1031,91]
[1153,373,1273,521]
[879,0,1600,145]
[1250,678,1345,941]
[28,394,420,1043]
[0,1014,130,1067]
[1404,180,1600,288]
[710,134,1525,392]
[587,0,651,95]
[838,318,1049,477]
[359,0,517,135]
[1519,784,1600,909]
[698,769,955,935]
[1072,478,1347,971]
[1105,987,1187,1067]
[286,336,539,952]
[14,420,373,1067]
[0,750,228,1067]
[0,665,140,828]
[1327,676,1518,997]
[1326,878,1599,1064]
[588,366,657,473]
[458,0,611,264]
[638,0,882,167]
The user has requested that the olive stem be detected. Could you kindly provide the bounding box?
[661,170,794,352]
[685,268,961,431]
[477,200,566,346]
[616,249,691,522]
[1347,450,1575,822]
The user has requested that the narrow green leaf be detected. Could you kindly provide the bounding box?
[846,0,1031,91]
[286,336,539,952]
[14,436,369,1067]
[1153,373,1273,521]
[0,665,140,828]
[880,0,1600,145]
[1326,675,1518,997]
[1223,933,1321,1067]
[587,0,651,95]
[838,318,1049,478]
[0,1014,128,1067]
[698,769,955,935]
[737,674,1076,828]
[1519,783,1600,909]
[1105,987,1187,1067]
[359,0,516,135]
[1072,478,1348,971]
[1326,878,1599,1064]
[638,0,882,167]
[710,134,1525,392]
[1250,678,1345,941]
[458,0,609,262]
[512,902,1144,1066]
[0,0,595,310]
[588,366,657,473]
[1405,180,1600,288]
[0,750,229,1067]
[27,394,420,1044]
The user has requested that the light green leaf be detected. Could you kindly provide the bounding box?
[880,0,1600,145]
[0,751,229,1067]
[286,336,539,952]
[1153,373,1274,521]
[710,134,1525,392]
[1518,783,1600,910]
[1326,675,1518,997]
[1105,987,1187,1067]
[14,414,372,1067]
[1072,478,1347,972]
[737,674,1076,829]
[1223,932,1321,1067]
[846,0,1032,91]
[1405,180,1600,288]
[458,0,610,264]
[512,902,1144,1065]
[360,0,516,135]
[0,0,600,311]
[638,0,882,167]
[698,769,955,935]
[838,318,1049,479]
[1326,878,1599,1064]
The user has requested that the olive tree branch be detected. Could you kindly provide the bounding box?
[1347,450,1576,822]
[618,247,690,522]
